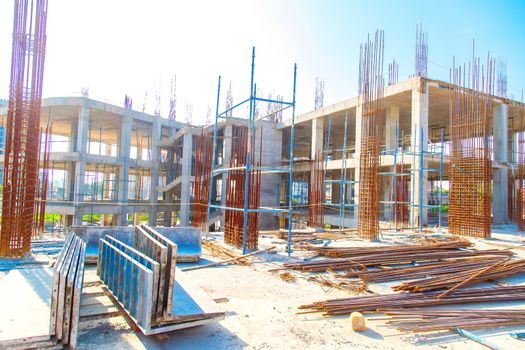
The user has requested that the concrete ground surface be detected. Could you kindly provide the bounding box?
[74,228,525,350]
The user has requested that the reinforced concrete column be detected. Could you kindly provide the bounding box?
[221,125,232,228]
[493,103,509,224]
[354,104,362,205]
[118,114,132,225]
[410,84,429,226]
[148,118,162,226]
[385,106,400,150]
[73,105,90,226]
[163,128,177,226]
[384,106,400,223]
[180,132,193,226]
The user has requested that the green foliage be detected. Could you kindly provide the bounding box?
[83,214,102,222]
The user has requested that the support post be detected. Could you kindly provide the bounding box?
[73,105,90,226]
[410,83,429,226]
[118,114,132,225]
[180,132,193,226]
[493,103,509,224]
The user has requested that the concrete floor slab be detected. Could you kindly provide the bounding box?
[0,267,53,342]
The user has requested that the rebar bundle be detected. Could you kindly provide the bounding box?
[415,23,428,78]
[379,308,525,332]
[308,150,324,228]
[224,126,262,251]
[357,30,385,240]
[299,285,525,316]
[388,59,398,86]
[1,0,49,257]
[193,128,213,230]
[283,242,512,273]
[448,50,494,238]
[393,258,525,293]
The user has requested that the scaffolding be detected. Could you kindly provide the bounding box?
[206,47,297,255]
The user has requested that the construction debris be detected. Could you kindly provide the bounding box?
[181,246,276,272]
[279,272,297,282]
[202,240,252,266]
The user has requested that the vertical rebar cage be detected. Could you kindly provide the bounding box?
[206,47,297,254]
[0,0,48,257]
[357,30,385,240]
[448,51,494,238]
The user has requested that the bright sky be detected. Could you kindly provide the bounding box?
[1,0,524,125]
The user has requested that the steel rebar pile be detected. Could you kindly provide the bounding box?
[283,245,512,273]
[449,48,495,238]
[296,240,471,257]
[308,150,324,229]
[1,0,49,257]
[378,308,525,332]
[224,126,262,251]
[415,23,428,77]
[340,256,510,282]
[393,258,525,293]
[298,285,525,316]
[357,30,385,240]
[193,128,213,230]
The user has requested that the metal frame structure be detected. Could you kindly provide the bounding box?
[206,47,297,255]
[381,125,445,231]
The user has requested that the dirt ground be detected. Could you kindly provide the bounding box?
[76,227,525,350]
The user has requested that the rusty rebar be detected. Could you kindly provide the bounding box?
[1,0,49,257]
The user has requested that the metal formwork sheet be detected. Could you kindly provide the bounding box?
[134,226,168,318]
[140,224,177,318]
[98,239,154,331]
